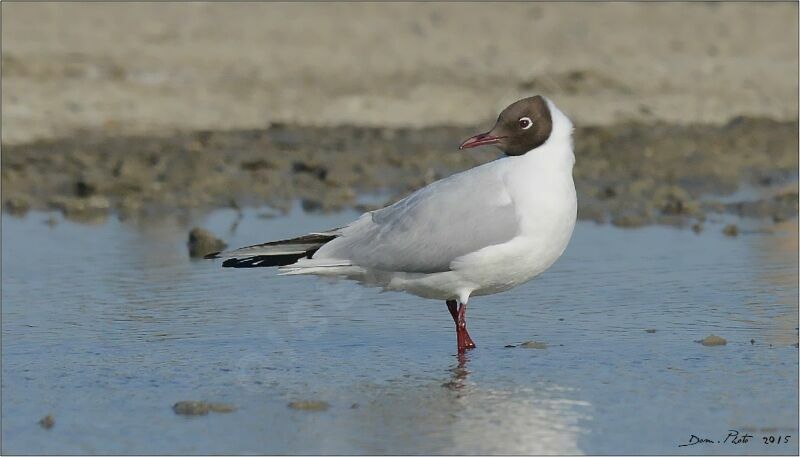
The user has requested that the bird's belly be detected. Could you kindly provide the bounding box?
[466,242,566,296]
[457,198,577,298]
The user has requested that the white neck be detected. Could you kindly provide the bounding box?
[544,97,574,147]
[514,97,575,170]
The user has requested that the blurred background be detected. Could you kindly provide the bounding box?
[2,3,798,455]
[3,2,797,144]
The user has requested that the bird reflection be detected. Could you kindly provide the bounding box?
[442,352,471,392]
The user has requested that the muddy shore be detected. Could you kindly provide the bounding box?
[3,117,797,228]
[4,3,796,229]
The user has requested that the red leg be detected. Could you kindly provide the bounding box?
[446,299,459,322]
[447,299,476,352]
[459,304,476,350]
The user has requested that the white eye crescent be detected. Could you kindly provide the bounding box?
[518,117,533,130]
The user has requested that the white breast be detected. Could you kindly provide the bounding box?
[451,131,577,297]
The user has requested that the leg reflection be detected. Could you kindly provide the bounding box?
[442,351,471,391]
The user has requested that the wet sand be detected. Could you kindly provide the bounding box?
[3,3,797,229]
[3,117,797,228]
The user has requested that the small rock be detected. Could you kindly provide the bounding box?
[173,401,209,415]
[504,344,516,348]
[38,414,54,429]
[656,186,698,216]
[75,179,97,198]
[187,228,227,258]
[288,400,329,411]
[691,223,703,234]
[597,186,617,200]
[750,339,755,345]
[645,329,657,333]
[520,341,547,349]
[172,401,236,415]
[699,335,727,346]
[291,161,328,180]
[723,224,739,237]
[350,403,360,409]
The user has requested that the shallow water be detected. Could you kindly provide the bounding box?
[2,207,798,454]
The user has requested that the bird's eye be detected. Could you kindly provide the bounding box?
[518,117,533,130]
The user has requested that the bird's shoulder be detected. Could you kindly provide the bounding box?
[371,158,514,225]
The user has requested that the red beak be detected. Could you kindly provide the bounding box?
[459,132,504,150]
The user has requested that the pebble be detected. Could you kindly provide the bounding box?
[723,224,739,237]
[699,335,727,346]
[172,401,236,415]
[38,414,54,429]
[520,341,547,349]
[287,400,329,412]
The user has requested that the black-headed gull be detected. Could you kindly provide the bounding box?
[207,95,577,353]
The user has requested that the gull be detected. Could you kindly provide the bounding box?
[207,95,577,353]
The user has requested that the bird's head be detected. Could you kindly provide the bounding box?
[459,95,555,156]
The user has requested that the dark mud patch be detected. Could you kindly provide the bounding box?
[38,414,54,430]
[287,400,329,412]
[2,118,796,227]
[172,401,236,415]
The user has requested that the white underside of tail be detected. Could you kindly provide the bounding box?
[278,258,358,276]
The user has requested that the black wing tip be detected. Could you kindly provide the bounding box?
[220,254,306,268]
[208,233,338,267]
[222,258,241,267]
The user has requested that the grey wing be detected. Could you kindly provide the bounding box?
[312,168,519,273]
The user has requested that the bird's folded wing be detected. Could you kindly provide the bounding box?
[205,230,341,259]
[311,166,519,273]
